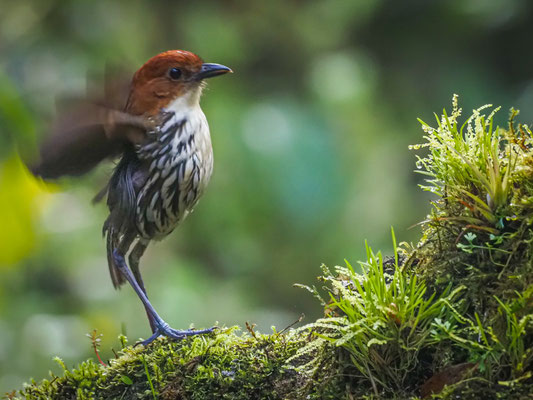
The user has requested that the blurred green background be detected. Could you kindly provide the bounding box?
[1,0,533,392]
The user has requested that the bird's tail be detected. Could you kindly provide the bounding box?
[102,150,140,289]
[103,220,126,289]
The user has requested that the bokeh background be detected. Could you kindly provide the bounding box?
[1,0,533,392]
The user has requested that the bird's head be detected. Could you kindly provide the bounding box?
[126,50,232,116]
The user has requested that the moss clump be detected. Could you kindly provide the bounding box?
[296,236,465,399]
[411,98,533,313]
[13,97,533,399]
[405,97,533,397]
[17,327,343,400]
[299,97,533,398]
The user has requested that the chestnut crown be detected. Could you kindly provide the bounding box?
[125,50,231,116]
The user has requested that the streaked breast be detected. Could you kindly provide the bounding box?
[135,106,213,240]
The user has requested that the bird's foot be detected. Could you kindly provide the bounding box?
[110,249,217,347]
[136,321,217,347]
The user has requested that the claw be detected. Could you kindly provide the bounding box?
[136,325,216,347]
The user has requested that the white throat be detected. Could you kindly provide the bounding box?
[157,85,210,148]
[163,86,203,121]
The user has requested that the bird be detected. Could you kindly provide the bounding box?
[31,50,232,345]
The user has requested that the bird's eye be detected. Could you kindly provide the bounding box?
[168,67,182,80]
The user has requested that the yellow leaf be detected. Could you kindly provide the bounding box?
[0,154,53,266]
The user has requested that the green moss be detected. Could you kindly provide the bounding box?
[406,97,533,396]
[295,235,466,398]
[14,97,533,399]
[410,99,533,313]
[16,327,347,399]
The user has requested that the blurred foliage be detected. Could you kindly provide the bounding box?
[1,0,533,392]
[0,156,50,266]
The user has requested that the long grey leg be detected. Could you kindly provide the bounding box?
[113,249,215,346]
[128,239,155,332]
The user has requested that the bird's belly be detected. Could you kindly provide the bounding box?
[134,113,213,240]
[135,151,213,240]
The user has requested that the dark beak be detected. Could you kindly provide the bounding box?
[195,63,232,80]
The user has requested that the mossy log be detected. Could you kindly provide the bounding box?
[16,327,346,400]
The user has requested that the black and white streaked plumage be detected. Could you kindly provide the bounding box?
[104,88,214,290]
